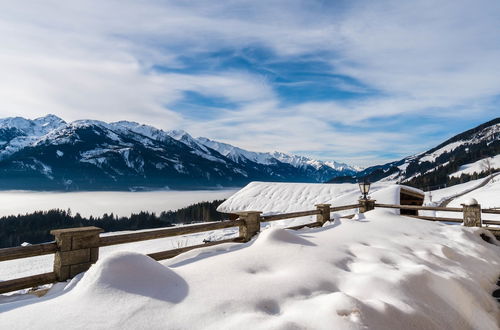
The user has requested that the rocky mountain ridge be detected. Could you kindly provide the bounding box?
[0,115,356,190]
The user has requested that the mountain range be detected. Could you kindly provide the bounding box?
[0,115,356,190]
[0,114,497,191]
[329,117,500,189]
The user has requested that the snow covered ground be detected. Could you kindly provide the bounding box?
[1,209,499,329]
[1,181,500,329]
[449,155,500,178]
[423,177,500,221]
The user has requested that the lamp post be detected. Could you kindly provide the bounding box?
[358,179,371,200]
[358,179,374,213]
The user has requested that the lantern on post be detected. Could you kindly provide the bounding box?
[358,179,371,200]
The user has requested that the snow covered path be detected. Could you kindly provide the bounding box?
[1,210,499,330]
[439,172,500,207]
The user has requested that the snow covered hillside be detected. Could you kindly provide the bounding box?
[329,117,500,189]
[0,115,356,190]
[422,176,500,221]
[449,155,500,178]
[1,209,499,329]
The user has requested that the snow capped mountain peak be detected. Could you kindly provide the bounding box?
[72,119,109,127]
[0,114,358,189]
[194,137,357,181]
[0,116,33,130]
[166,129,190,140]
[195,137,276,165]
[33,114,65,125]
[0,114,66,134]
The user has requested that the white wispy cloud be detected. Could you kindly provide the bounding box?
[0,0,498,166]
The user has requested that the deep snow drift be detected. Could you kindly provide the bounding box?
[1,209,499,330]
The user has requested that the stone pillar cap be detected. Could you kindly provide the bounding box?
[461,198,479,206]
[234,211,262,215]
[50,226,104,236]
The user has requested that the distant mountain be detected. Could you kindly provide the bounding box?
[0,115,356,190]
[328,118,500,190]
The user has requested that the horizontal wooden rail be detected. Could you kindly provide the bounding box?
[406,215,463,223]
[262,210,320,222]
[0,272,57,294]
[375,203,463,212]
[148,237,244,261]
[330,204,360,212]
[0,242,57,262]
[261,204,359,222]
[286,221,322,231]
[482,209,500,215]
[483,220,500,225]
[99,220,244,247]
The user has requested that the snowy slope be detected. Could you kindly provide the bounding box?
[445,179,500,222]
[330,117,500,187]
[425,178,487,206]
[195,137,276,165]
[448,178,500,210]
[1,210,499,329]
[421,176,500,221]
[449,155,500,178]
[0,115,66,160]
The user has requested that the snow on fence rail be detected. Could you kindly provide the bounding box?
[1,201,499,295]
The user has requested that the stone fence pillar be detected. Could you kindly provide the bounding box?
[237,211,262,242]
[315,204,331,225]
[359,199,375,213]
[50,226,103,281]
[461,199,482,227]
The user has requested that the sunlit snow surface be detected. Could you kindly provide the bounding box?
[216,181,407,215]
[1,181,500,329]
[1,210,499,329]
[449,155,500,178]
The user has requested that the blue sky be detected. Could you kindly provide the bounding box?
[0,0,499,167]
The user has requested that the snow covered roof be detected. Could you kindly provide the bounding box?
[217,182,424,215]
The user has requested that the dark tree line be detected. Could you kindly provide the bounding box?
[0,200,230,248]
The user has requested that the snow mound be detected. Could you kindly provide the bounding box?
[255,228,315,246]
[73,251,187,303]
[463,198,479,206]
[2,210,499,329]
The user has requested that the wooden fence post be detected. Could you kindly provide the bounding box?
[50,226,103,281]
[315,204,331,225]
[237,211,262,242]
[359,199,375,213]
[461,199,482,227]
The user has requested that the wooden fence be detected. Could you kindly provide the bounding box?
[0,204,358,294]
[1,200,499,295]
